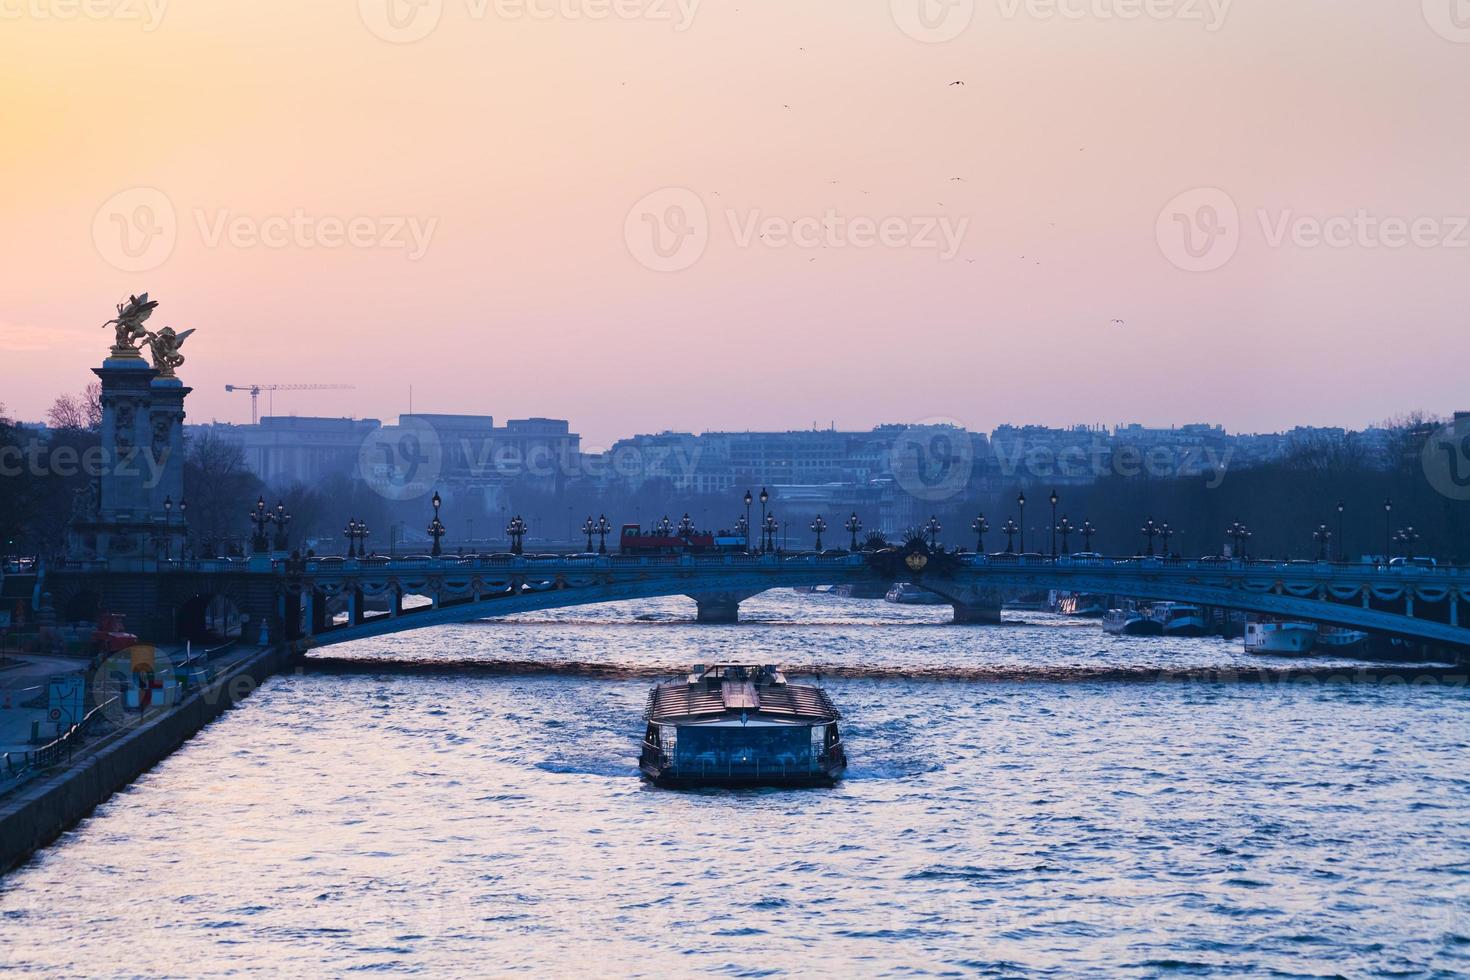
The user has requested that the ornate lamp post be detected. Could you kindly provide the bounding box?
[1383,497,1393,560]
[1057,515,1074,554]
[845,512,862,551]
[162,495,174,560]
[344,518,357,558]
[924,515,942,550]
[271,501,291,552]
[595,514,612,554]
[1141,517,1159,557]
[763,512,778,553]
[677,513,695,544]
[744,490,754,552]
[427,491,446,557]
[1227,521,1250,559]
[1394,526,1419,558]
[249,496,270,555]
[1313,523,1332,561]
[971,513,989,553]
[1001,518,1019,554]
[1159,521,1175,557]
[758,488,769,554]
[1336,500,1345,562]
[656,515,673,538]
[811,514,827,552]
[582,515,595,552]
[1017,492,1026,553]
[736,513,749,550]
[506,515,527,555]
[178,496,189,558]
[1049,489,1059,557]
[1081,520,1096,552]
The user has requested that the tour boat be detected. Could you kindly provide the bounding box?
[1103,602,1164,636]
[638,664,846,788]
[1152,602,1210,637]
[1054,591,1107,617]
[1244,619,1318,656]
[1316,626,1370,654]
[885,582,947,605]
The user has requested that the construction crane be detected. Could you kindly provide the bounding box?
[224,384,355,424]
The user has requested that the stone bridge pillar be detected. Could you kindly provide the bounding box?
[687,591,759,624]
[918,581,1005,625]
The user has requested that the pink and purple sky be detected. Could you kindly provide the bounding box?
[1,0,1466,448]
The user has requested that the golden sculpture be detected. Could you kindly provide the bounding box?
[102,292,159,358]
[144,326,195,379]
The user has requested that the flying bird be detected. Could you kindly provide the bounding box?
[949,81,965,86]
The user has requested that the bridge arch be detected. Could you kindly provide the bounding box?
[175,592,245,644]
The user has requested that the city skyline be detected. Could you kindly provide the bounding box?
[4,4,1469,444]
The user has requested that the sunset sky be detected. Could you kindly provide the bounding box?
[1,0,1466,447]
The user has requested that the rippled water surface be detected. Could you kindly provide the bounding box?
[3,593,1468,976]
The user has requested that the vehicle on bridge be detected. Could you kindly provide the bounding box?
[618,524,745,556]
[639,664,846,788]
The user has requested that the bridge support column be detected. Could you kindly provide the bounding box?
[688,591,758,624]
[922,583,1005,625]
[350,588,364,625]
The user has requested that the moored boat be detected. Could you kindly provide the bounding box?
[1152,602,1209,637]
[1103,602,1164,636]
[885,582,946,605]
[1316,625,1370,654]
[638,664,847,788]
[1244,619,1317,656]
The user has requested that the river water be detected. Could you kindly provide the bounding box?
[2,593,1467,976]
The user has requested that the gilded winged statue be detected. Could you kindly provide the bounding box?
[102,293,159,356]
[144,326,194,378]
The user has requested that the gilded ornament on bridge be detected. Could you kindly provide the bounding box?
[143,326,194,379]
[102,293,159,358]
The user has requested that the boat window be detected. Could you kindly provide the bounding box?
[674,725,813,768]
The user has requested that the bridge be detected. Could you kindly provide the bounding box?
[32,550,1470,654]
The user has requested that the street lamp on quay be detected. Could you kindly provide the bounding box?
[428,491,446,557]
[763,512,778,553]
[677,513,696,543]
[1017,492,1027,553]
[1336,500,1345,562]
[844,512,862,551]
[249,496,271,554]
[1159,521,1175,557]
[582,515,596,552]
[744,490,754,552]
[971,513,989,554]
[272,501,291,553]
[1140,517,1159,557]
[1049,489,1059,557]
[1227,521,1250,559]
[344,518,368,558]
[163,495,175,560]
[736,513,749,550]
[1001,518,1019,554]
[758,488,770,553]
[1057,515,1074,554]
[1081,520,1096,552]
[1394,526,1419,558]
[595,514,612,554]
[1313,523,1332,561]
[506,515,528,555]
[656,515,673,538]
[924,515,942,551]
[1384,497,1393,561]
[811,514,827,552]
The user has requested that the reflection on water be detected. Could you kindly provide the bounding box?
[1,592,1466,976]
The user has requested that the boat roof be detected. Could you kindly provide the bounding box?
[645,664,840,724]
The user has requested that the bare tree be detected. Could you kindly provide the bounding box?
[46,382,102,431]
